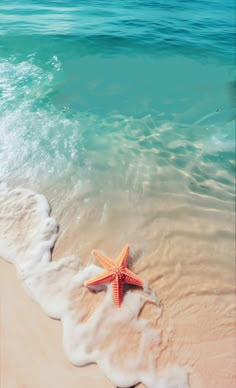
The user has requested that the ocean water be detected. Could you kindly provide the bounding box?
[0,1,235,388]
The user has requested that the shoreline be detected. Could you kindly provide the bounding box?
[0,185,235,388]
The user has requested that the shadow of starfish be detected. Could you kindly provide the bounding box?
[116,386,136,388]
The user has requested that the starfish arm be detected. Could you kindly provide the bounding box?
[123,268,144,287]
[85,270,114,287]
[112,276,124,307]
[116,244,130,267]
[92,250,114,270]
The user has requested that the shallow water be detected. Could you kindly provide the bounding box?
[0,1,235,387]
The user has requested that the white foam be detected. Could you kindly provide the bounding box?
[0,185,188,388]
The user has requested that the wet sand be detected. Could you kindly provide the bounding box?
[51,192,236,388]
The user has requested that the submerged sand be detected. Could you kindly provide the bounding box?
[0,185,235,387]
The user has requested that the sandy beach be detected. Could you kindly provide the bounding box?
[0,186,235,388]
[0,258,117,388]
[1,242,235,388]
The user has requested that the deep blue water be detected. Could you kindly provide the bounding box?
[0,0,235,200]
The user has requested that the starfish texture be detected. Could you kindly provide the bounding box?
[84,244,144,307]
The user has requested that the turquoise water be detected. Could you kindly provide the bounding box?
[0,1,235,201]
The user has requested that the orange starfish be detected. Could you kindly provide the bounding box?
[84,244,144,307]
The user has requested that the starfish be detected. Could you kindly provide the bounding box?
[84,244,144,307]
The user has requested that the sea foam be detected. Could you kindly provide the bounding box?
[0,184,188,388]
